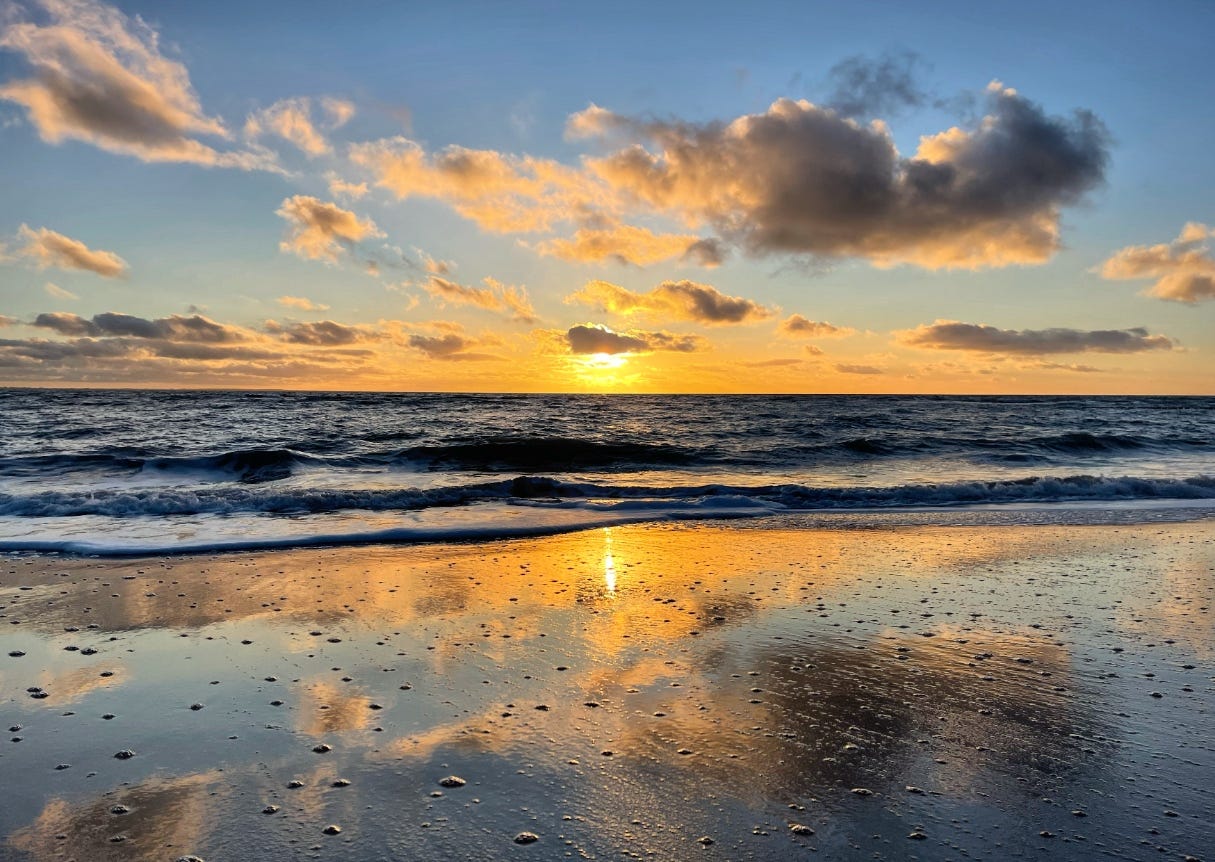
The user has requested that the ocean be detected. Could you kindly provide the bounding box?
[1,390,1212,555]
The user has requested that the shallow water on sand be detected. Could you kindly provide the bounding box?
[1,520,1213,860]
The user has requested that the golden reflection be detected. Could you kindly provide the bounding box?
[9,771,222,862]
[603,528,617,596]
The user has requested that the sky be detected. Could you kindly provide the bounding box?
[0,0,1212,393]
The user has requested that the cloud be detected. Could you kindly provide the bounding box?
[245,97,330,156]
[264,319,376,345]
[573,83,1108,269]
[43,281,77,300]
[407,332,497,361]
[326,172,368,199]
[320,97,354,129]
[32,310,247,341]
[0,0,269,168]
[777,314,854,338]
[565,323,706,355]
[1099,222,1215,303]
[422,275,536,323]
[567,279,772,325]
[896,319,1177,355]
[276,295,329,312]
[824,51,928,119]
[745,357,803,367]
[0,315,18,327]
[0,306,407,384]
[275,195,383,263]
[834,363,884,374]
[536,223,711,267]
[349,136,605,234]
[16,225,126,276]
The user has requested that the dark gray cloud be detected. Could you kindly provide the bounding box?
[824,51,928,119]
[565,323,705,355]
[407,333,497,361]
[897,320,1177,355]
[32,311,246,342]
[265,319,372,346]
[578,84,1109,269]
[681,237,726,267]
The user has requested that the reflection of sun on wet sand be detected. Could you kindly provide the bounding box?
[2,521,1213,861]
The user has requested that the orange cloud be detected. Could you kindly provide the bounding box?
[777,314,854,338]
[567,279,772,325]
[245,98,330,156]
[536,223,712,267]
[565,322,706,355]
[349,136,607,233]
[276,295,330,312]
[422,275,536,323]
[275,195,383,262]
[1100,222,1215,303]
[16,225,126,276]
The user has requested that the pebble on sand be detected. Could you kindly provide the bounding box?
[322,824,342,835]
[850,788,872,796]
[789,823,814,835]
[514,831,539,844]
[113,749,136,760]
[438,775,466,788]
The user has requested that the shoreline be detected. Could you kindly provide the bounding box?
[3,498,1215,559]
[2,519,1212,860]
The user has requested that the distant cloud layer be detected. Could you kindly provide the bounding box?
[16,225,126,276]
[777,314,854,338]
[32,311,243,341]
[1100,223,1215,303]
[565,323,705,355]
[276,196,382,262]
[567,280,772,325]
[0,0,269,168]
[897,320,1176,355]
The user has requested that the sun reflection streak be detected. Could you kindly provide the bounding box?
[603,528,617,596]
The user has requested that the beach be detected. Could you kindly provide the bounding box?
[2,518,1212,861]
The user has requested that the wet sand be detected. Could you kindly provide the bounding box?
[1,519,1212,861]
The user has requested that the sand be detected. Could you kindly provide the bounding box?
[1,519,1212,861]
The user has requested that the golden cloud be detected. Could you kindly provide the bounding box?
[567,279,772,325]
[1100,222,1215,303]
[16,224,126,277]
[275,195,383,263]
[423,275,537,323]
[777,314,854,338]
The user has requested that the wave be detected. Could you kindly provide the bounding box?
[0,429,1209,488]
[0,437,710,483]
[1,473,1212,519]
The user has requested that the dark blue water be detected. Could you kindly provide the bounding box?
[1,390,1212,553]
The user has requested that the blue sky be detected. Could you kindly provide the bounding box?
[0,0,1211,391]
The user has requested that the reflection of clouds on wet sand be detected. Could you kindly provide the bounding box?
[2,522,1213,861]
[9,772,222,862]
